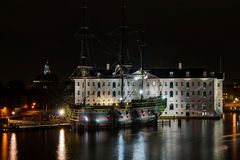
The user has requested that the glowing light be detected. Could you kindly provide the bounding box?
[84,116,89,122]
[12,111,15,115]
[120,97,123,101]
[59,109,65,116]
[3,107,7,110]
[139,90,143,95]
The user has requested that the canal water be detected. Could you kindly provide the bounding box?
[1,113,240,160]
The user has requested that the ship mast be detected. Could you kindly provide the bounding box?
[137,31,146,100]
[120,0,127,106]
[79,0,92,106]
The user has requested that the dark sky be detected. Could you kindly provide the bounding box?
[1,0,240,83]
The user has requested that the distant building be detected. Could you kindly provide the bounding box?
[73,63,224,118]
[33,60,58,89]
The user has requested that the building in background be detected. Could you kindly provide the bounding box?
[74,63,224,118]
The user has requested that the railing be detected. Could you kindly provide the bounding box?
[67,108,80,121]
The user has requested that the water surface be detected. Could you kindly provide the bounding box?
[1,113,240,160]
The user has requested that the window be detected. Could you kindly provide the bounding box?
[77,82,80,86]
[186,82,190,88]
[103,91,105,95]
[186,92,190,98]
[97,91,101,97]
[218,83,220,87]
[102,82,105,86]
[153,81,156,86]
[181,91,183,95]
[165,82,167,86]
[209,91,212,95]
[186,103,190,110]
[118,91,121,95]
[170,71,174,77]
[203,91,206,97]
[77,91,80,95]
[181,104,183,108]
[175,82,178,86]
[92,91,95,95]
[108,91,110,95]
[202,103,207,110]
[165,91,167,95]
[93,82,95,86]
[88,91,90,95]
[127,82,130,86]
[198,91,200,95]
[113,82,116,88]
[176,91,178,95]
[113,91,116,97]
[176,104,178,108]
[181,82,183,86]
[169,104,174,110]
[170,91,173,97]
[146,82,150,86]
[98,82,101,88]
[108,82,110,86]
[118,82,120,86]
[170,82,173,88]
[88,82,90,86]
[203,82,206,88]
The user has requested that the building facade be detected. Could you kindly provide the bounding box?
[74,67,224,118]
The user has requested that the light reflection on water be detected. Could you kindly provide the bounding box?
[1,114,240,160]
[57,129,66,160]
[10,133,18,160]
[132,133,145,160]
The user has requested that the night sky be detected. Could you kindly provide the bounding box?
[1,0,240,83]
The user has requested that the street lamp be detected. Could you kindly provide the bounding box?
[59,109,65,116]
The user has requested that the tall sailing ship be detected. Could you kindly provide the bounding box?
[68,0,167,130]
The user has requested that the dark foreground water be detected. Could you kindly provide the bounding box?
[1,113,240,160]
